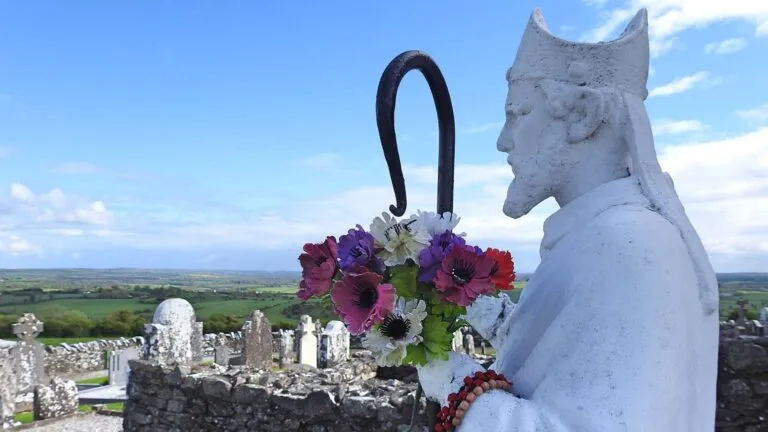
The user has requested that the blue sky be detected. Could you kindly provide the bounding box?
[1,0,768,272]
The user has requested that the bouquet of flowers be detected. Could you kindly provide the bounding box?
[296,210,515,367]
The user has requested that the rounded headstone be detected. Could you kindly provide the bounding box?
[153,298,196,324]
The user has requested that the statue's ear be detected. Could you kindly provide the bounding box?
[567,87,606,143]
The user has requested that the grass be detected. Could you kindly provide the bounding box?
[76,376,108,385]
[0,298,154,319]
[38,337,106,345]
[14,403,125,425]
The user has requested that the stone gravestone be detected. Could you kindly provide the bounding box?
[276,329,294,368]
[760,307,768,324]
[33,377,78,421]
[108,347,140,386]
[318,321,350,368]
[480,341,487,356]
[451,329,463,352]
[191,322,204,363]
[463,333,475,356]
[12,313,47,395]
[736,299,750,324]
[296,315,317,368]
[214,346,230,367]
[241,310,273,370]
[0,340,20,430]
[142,298,200,367]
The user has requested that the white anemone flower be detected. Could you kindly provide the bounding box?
[362,299,428,367]
[370,212,431,266]
[414,210,464,238]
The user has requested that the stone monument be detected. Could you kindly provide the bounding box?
[241,310,273,370]
[416,8,719,431]
[0,340,20,430]
[142,298,201,367]
[33,377,78,421]
[318,320,350,368]
[11,313,47,395]
[296,315,317,368]
[276,329,295,368]
[109,347,140,386]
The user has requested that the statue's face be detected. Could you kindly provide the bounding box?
[496,80,568,218]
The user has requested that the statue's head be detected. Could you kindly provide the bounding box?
[498,9,649,218]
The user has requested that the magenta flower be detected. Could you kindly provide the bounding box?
[330,270,395,335]
[297,236,338,301]
[433,244,496,306]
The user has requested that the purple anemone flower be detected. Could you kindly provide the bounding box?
[417,230,466,284]
[338,225,385,274]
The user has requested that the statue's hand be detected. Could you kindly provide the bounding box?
[416,351,485,405]
[461,293,516,351]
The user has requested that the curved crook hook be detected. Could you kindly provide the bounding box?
[375,50,456,216]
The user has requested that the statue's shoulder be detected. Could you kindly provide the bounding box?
[583,204,688,259]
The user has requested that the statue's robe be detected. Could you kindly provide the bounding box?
[462,176,718,431]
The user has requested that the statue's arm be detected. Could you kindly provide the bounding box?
[462,293,516,350]
[445,211,705,431]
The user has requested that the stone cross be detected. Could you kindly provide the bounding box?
[296,315,317,368]
[12,314,43,343]
[11,314,47,395]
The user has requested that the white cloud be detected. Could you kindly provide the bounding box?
[659,127,768,256]
[296,153,342,171]
[5,183,114,227]
[53,162,102,175]
[6,122,768,271]
[581,1,768,58]
[704,38,748,54]
[0,234,38,256]
[653,119,707,135]
[10,183,35,203]
[737,104,768,123]
[583,0,609,8]
[461,122,504,135]
[648,72,716,98]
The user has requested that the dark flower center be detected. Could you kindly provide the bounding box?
[383,220,416,241]
[451,259,476,286]
[380,314,410,340]
[351,246,365,258]
[354,282,378,309]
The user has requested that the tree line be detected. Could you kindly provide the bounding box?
[0,308,246,340]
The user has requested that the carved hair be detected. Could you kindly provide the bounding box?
[534,78,624,144]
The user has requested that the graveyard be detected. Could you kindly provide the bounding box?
[0,296,766,431]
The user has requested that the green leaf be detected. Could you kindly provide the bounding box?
[403,343,428,366]
[389,264,419,299]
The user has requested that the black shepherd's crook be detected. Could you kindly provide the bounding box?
[375,50,456,431]
[376,50,456,216]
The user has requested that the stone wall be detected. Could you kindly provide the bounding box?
[202,332,242,357]
[716,334,768,432]
[44,337,144,377]
[41,332,242,378]
[123,351,426,432]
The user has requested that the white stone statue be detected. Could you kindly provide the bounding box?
[416,8,719,431]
